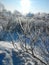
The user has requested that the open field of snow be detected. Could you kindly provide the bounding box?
[0,41,14,49]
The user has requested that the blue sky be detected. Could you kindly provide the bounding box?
[0,0,49,14]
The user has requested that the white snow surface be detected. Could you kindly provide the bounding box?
[0,41,14,48]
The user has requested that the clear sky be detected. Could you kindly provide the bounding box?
[0,0,49,14]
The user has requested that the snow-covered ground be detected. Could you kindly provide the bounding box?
[0,41,14,49]
[0,41,49,65]
[0,41,25,65]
